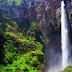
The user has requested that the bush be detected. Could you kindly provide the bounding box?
[0,12,45,72]
[10,50,45,72]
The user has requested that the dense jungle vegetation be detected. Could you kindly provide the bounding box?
[0,0,47,72]
[0,12,46,72]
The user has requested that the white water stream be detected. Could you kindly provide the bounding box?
[61,0,70,69]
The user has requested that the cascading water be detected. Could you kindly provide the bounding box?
[45,1,71,72]
[61,0,70,69]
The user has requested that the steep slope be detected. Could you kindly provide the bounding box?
[0,11,45,72]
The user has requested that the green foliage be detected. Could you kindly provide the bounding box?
[0,13,45,72]
[69,12,72,30]
[5,22,18,32]
[4,22,20,39]
[29,37,36,41]
[40,36,50,44]
[62,66,72,72]
[0,0,38,7]
[3,40,17,64]
[0,0,22,6]
[29,22,39,31]
[0,22,3,34]
[27,22,41,42]
[10,50,45,72]
[16,38,43,54]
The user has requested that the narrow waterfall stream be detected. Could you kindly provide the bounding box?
[44,1,71,72]
[61,0,70,69]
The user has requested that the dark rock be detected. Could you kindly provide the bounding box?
[0,0,72,36]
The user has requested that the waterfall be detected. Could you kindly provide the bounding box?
[61,0,70,69]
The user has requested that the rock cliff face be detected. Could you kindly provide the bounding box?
[36,0,60,35]
[1,0,72,36]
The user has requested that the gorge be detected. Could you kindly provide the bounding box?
[0,0,72,72]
